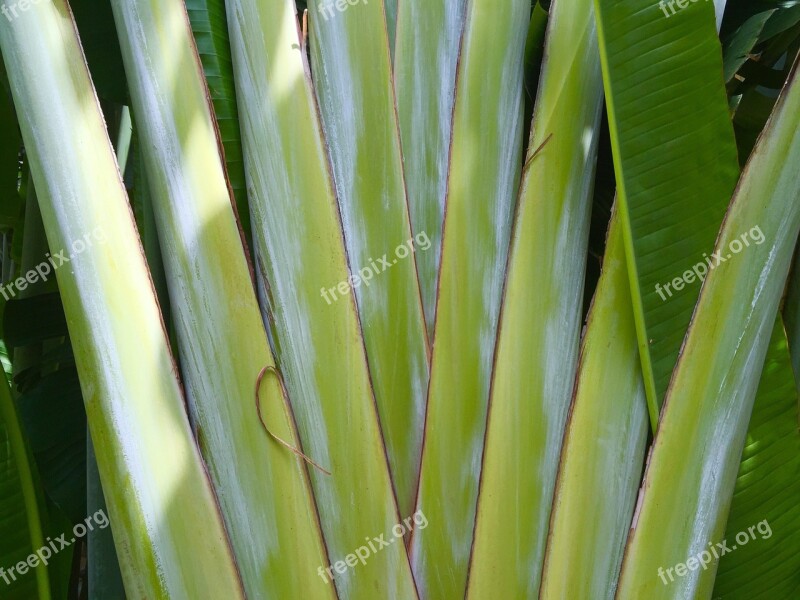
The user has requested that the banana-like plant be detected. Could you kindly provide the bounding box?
[0,0,798,598]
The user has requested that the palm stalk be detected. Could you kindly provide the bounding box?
[539,207,649,599]
[394,0,466,335]
[466,0,604,594]
[226,0,417,596]
[308,0,429,520]
[410,1,528,596]
[109,0,333,596]
[0,2,244,596]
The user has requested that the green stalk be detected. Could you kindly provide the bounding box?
[465,0,604,594]
[0,2,244,596]
[394,0,466,336]
[226,0,417,596]
[309,0,430,519]
[109,0,333,596]
[409,1,529,597]
[539,207,649,599]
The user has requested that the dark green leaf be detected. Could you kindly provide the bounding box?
[3,294,67,350]
[70,0,128,103]
[595,0,740,425]
[722,8,777,81]
[186,0,250,246]
[713,319,800,598]
[16,369,86,524]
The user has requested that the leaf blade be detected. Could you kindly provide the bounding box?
[712,319,800,598]
[594,0,741,427]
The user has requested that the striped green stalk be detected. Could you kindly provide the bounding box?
[110,0,333,597]
[0,2,244,596]
[226,0,417,596]
[308,0,429,520]
[539,207,649,599]
[410,1,529,597]
[466,0,604,594]
[394,0,466,335]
